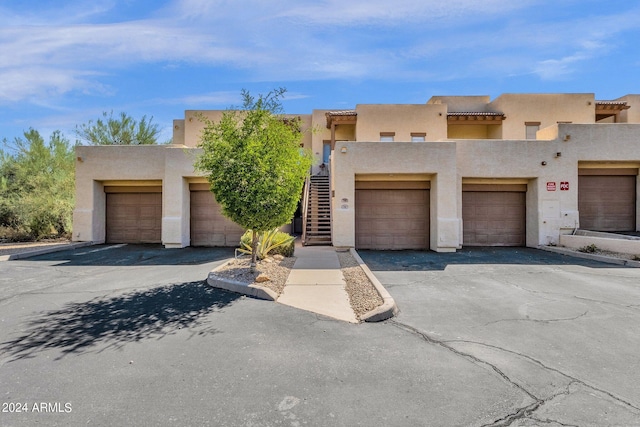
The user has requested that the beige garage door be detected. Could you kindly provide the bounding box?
[578,169,637,231]
[355,182,430,250]
[190,186,244,247]
[463,184,526,246]
[106,188,162,244]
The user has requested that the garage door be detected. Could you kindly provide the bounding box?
[355,181,430,250]
[578,169,637,231]
[190,185,244,247]
[106,188,162,244]
[463,184,526,246]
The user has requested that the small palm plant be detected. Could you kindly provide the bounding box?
[238,228,295,260]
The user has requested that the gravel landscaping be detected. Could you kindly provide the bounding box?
[337,251,383,319]
[209,250,385,320]
[0,238,73,257]
[211,255,296,296]
[554,245,640,261]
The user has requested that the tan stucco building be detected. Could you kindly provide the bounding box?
[73,93,640,252]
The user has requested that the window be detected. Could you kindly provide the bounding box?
[411,132,426,142]
[525,122,540,140]
[380,132,395,142]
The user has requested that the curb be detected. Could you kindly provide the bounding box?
[539,245,640,268]
[206,261,278,301]
[350,248,399,322]
[0,241,96,261]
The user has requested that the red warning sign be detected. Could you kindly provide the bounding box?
[560,181,569,191]
[546,182,556,191]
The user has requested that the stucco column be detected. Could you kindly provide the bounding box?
[162,147,192,248]
[430,173,459,252]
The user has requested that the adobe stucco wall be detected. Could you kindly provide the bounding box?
[456,135,577,247]
[355,104,447,142]
[332,140,459,252]
[180,110,313,149]
[427,95,491,113]
[73,145,205,246]
[616,95,640,123]
[310,109,354,174]
[489,93,596,140]
[329,124,640,251]
[73,95,640,251]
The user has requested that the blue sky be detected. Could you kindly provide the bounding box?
[1,0,639,144]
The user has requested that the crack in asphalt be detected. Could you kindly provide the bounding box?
[482,311,588,327]
[480,401,541,427]
[573,295,640,312]
[526,416,579,427]
[481,383,575,427]
[442,339,640,412]
[494,275,640,315]
[389,319,540,403]
[389,319,640,426]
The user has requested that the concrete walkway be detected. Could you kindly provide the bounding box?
[277,245,358,323]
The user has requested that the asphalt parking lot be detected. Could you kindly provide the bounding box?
[1,245,639,426]
[360,247,640,426]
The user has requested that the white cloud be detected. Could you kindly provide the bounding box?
[1,0,640,105]
[534,54,590,80]
[159,91,241,107]
[0,67,109,102]
[149,90,310,109]
[277,0,539,26]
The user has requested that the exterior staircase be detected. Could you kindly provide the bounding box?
[302,175,332,245]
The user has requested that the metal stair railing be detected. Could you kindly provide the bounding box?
[301,172,311,245]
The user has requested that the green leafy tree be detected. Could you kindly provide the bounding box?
[0,129,75,239]
[195,88,313,267]
[75,111,160,145]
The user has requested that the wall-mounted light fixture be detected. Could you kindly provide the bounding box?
[341,147,347,153]
[563,134,571,141]
[77,156,84,162]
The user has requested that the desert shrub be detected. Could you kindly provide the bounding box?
[239,229,295,260]
[0,129,74,240]
[578,244,598,253]
[195,88,312,267]
[0,226,32,242]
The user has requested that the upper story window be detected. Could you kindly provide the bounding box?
[525,122,540,139]
[411,132,426,142]
[380,132,395,142]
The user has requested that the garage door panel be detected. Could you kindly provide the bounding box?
[371,235,393,247]
[504,207,524,219]
[190,190,244,247]
[397,235,428,247]
[463,191,525,246]
[139,206,159,217]
[106,192,162,244]
[355,188,429,250]
[579,175,636,231]
[469,234,488,245]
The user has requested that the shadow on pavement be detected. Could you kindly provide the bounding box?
[358,247,629,272]
[22,244,235,266]
[0,281,240,361]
